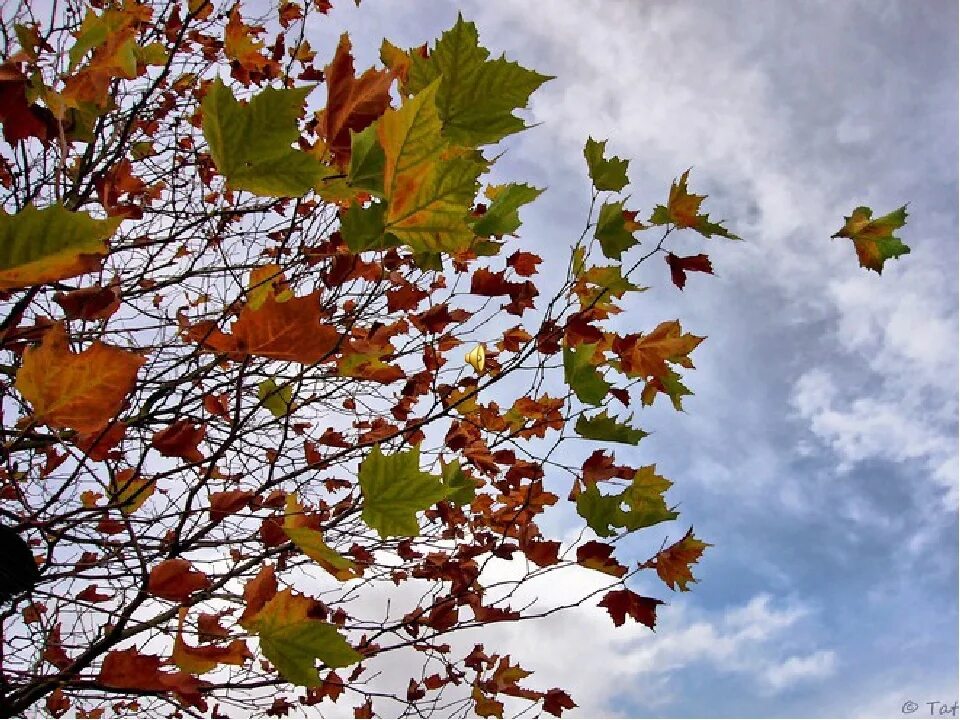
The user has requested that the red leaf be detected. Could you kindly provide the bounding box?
[148,559,210,602]
[74,422,126,461]
[654,528,710,591]
[665,253,713,290]
[152,421,206,463]
[576,541,627,577]
[597,589,662,628]
[523,540,560,567]
[542,688,577,717]
[507,251,542,277]
[239,564,278,624]
[77,584,113,603]
[99,648,207,709]
[0,63,58,144]
[53,285,121,321]
[209,490,255,522]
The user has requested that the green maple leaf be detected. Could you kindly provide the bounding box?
[831,205,909,274]
[563,342,610,406]
[201,79,328,197]
[340,202,395,253]
[406,14,552,146]
[347,124,385,195]
[440,459,475,506]
[359,444,448,538]
[257,379,293,418]
[576,465,677,537]
[471,183,543,238]
[594,200,643,260]
[0,204,120,289]
[584,137,629,192]
[575,411,647,445]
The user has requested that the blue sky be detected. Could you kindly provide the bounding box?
[297,1,959,716]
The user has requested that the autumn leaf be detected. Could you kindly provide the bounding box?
[173,608,251,675]
[563,341,610,406]
[472,183,543,238]
[405,14,551,146]
[108,468,154,514]
[831,204,909,274]
[583,137,629,192]
[613,320,704,385]
[201,79,327,196]
[594,201,644,260]
[574,411,647,445]
[598,589,662,629]
[209,490,255,522]
[358,444,448,538]
[665,252,714,290]
[576,540,627,577]
[283,495,361,581]
[152,420,205,463]
[654,528,710,591]
[576,465,677,537]
[649,169,738,239]
[0,204,120,289]
[241,589,361,686]
[472,684,505,719]
[53,284,121,321]
[0,62,58,143]
[543,688,577,718]
[148,559,210,603]
[15,323,144,433]
[99,648,206,708]
[321,33,393,169]
[257,379,294,418]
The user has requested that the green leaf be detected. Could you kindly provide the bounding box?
[831,205,910,274]
[358,444,448,538]
[244,590,361,686]
[576,465,677,537]
[575,411,647,445]
[440,459,475,506]
[575,485,622,537]
[563,342,610,406]
[640,367,692,411]
[595,201,640,260]
[340,202,395,253]
[0,204,119,289]
[584,137,629,192]
[471,183,543,237]
[406,14,552,146]
[257,379,293,418]
[201,79,328,197]
[347,124,385,195]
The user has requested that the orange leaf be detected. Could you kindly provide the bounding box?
[654,528,710,591]
[15,323,144,433]
[148,559,210,603]
[173,608,252,675]
[152,420,205,463]
[321,33,393,169]
[53,284,121,321]
[239,564,278,625]
[99,648,206,708]
[230,292,339,364]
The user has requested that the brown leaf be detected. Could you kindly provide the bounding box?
[507,250,542,277]
[99,648,207,708]
[239,564,278,625]
[53,285,121,321]
[542,688,577,717]
[665,252,713,290]
[576,541,627,577]
[597,589,662,628]
[209,490,255,522]
[148,559,210,603]
[152,421,205,463]
[654,528,710,591]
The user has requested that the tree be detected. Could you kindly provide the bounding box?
[0,1,909,717]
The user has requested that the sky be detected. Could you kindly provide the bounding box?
[299,1,960,717]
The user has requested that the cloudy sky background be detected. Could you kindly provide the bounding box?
[299,1,958,717]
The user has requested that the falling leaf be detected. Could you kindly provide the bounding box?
[665,252,713,290]
[148,559,210,603]
[406,15,551,145]
[597,589,662,628]
[831,204,909,274]
[15,323,144,433]
[358,444,448,538]
[241,589,361,686]
[654,528,710,591]
[0,204,119,289]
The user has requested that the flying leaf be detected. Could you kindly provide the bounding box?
[831,205,909,274]
[15,323,144,433]
[654,528,710,591]
[173,608,251,675]
[563,342,609,406]
[648,169,738,239]
[321,33,393,169]
[471,183,543,237]
[583,137,629,192]
[665,252,713,290]
[358,444,447,538]
[406,14,551,146]
[574,411,647,445]
[241,589,361,686]
[597,589,662,628]
[201,79,327,196]
[0,204,119,289]
[283,495,360,581]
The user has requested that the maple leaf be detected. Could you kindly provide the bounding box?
[506,250,542,277]
[108,469,154,514]
[665,252,714,290]
[576,540,627,577]
[471,184,543,238]
[152,420,206,463]
[239,564,279,626]
[224,6,273,76]
[654,528,710,591]
[209,490,255,522]
[257,379,294,418]
[472,685,505,719]
[574,411,647,445]
[563,341,610,406]
[241,588,361,686]
[831,204,909,274]
[542,688,577,718]
[53,284,121,321]
[0,62,58,143]
[576,465,677,537]
[321,33,393,170]
[15,323,144,433]
[406,15,551,146]
[148,559,210,603]
[173,608,252,675]
[648,169,738,239]
[358,444,448,538]
[375,80,483,253]
[202,79,327,196]
[597,589,662,628]
[583,137,629,192]
[99,648,207,708]
[284,495,361,581]
[226,292,339,364]
[594,201,645,260]
[0,204,120,290]
[613,320,704,384]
